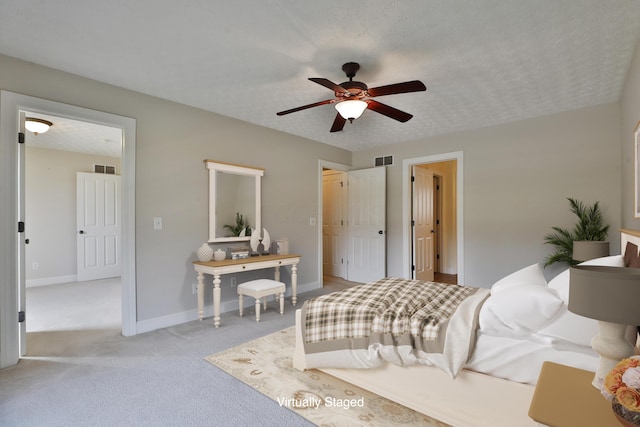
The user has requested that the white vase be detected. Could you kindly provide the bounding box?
[261,228,271,254]
[197,243,213,262]
[250,228,261,253]
[214,249,226,261]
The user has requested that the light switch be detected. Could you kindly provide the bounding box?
[309,217,316,226]
[153,217,163,230]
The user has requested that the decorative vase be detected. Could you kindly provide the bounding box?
[249,228,261,255]
[197,243,213,262]
[213,248,226,261]
[613,397,640,426]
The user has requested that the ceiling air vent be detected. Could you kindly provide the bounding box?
[93,164,116,174]
[374,155,393,167]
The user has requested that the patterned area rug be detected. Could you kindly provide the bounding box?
[205,327,451,427]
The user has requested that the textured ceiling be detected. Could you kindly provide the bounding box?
[3,0,640,152]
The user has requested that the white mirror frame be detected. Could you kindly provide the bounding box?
[205,160,264,243]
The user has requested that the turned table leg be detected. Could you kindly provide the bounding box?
[213,274,221,328]
[197,271,205,321]
[291,265,298,305]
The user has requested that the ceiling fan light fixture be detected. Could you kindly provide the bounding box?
[335,100,367,121]
[25,117,53,135]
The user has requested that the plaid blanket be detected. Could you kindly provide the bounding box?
[301,277,489,376]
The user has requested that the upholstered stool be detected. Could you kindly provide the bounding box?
[237,279,285,322]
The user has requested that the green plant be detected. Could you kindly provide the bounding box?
[543,197,609,267]
[224,212,250,237]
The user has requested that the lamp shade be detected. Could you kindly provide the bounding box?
[25,117,53,135]
[572,241,610,262]
[569,265,640,325]
[335,100,367,120]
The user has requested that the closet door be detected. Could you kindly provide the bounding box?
[347,167,386,283]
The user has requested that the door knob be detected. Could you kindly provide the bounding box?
[378,230,384,235]
[79,230,85,234]
[25,238,30,244]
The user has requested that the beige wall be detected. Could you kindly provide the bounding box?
[622,39,640,229]
[0,54,351,323]
[353,103,622,287]
[25,146,121,284]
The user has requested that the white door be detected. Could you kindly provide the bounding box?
[77,172,121,281]
[322,170,348,278]
[347,167,386,283]
[412,165,434,281]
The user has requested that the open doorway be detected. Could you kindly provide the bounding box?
[0,91,136,368]
[23,112,123,355]
[403,152,464,285]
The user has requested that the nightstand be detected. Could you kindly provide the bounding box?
[528,361,618,426]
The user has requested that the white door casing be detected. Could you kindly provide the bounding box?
[18,112,26,356]
[412,166,434,281]
[77,172,122,281]
[347,167,386,283]
[322,170,347,279]
[0,91,136,369]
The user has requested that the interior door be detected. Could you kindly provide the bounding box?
[77,172,121,281]
[347,167,386,283]
[412,165,434,281]
[322,170,347,279]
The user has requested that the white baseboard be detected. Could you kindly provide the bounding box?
[135,281,321,334]
[26,275,77,288]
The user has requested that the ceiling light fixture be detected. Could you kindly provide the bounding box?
[335,100,368,122]
[25,117,53,135]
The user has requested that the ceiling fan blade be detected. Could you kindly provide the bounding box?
[309,78,350,95]
[276,99,334,116]
[330,113,347,133]
[367,80,426,97]
[366,100,413,122]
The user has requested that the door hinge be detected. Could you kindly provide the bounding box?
[18,132,25,144]
[411,175,415,182]
[411,220,415,227]
[340,181,344,188]
[18,311,25,323]
[411,265,415,271]
[18,221,25,233]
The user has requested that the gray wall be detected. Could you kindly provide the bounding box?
[0,54,351,324]
[353,103,622,287]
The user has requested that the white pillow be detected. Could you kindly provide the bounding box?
[490,263,547,295]
[548,255,625,304]
[537,306,599,348]
[479,285,563,336]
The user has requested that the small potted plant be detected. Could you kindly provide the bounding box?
[543,198,609,267]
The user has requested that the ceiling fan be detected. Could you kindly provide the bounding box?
[277,62,427,133]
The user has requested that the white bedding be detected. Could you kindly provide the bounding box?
[466,332,597,384]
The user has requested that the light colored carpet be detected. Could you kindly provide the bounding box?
[205,327,451,427]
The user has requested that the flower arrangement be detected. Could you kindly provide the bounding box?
[603,356,640,425]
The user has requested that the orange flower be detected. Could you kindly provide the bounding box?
[617,386,640,411]
[604,370,625,396]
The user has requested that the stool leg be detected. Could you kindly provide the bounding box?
[263,296,267,311]
[255,298,260,323]
[239,294,243,317]
[279,292,284,315]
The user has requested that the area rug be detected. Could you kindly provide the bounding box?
[205,327,450,427]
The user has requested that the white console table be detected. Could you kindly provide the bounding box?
[193,254,300,327]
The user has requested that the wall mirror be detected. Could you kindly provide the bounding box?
[205,160,264,243]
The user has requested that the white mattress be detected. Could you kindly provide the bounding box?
[465,332,598,385]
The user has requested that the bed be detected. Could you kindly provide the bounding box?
[293,230,640,427]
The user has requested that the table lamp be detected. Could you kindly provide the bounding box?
[572,241,610,262]
[569,265,640,388]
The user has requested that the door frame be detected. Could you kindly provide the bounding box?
[402,151,464,283]
[317,160,350,286]
[0,91,137,368]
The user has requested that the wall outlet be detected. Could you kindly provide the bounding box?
[153,217,163,230]
[32,262,38,270]
[230,277,237,287]
[192,283,198,294]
